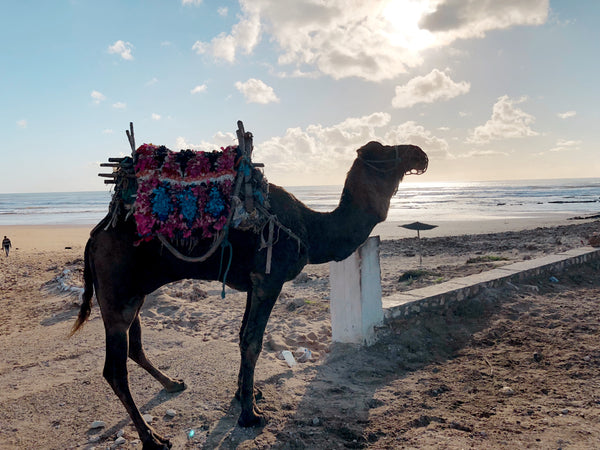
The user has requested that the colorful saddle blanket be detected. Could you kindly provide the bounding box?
[133,143,238,241]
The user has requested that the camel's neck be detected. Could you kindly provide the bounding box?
[304,161,399,264]
[304,194,379,264]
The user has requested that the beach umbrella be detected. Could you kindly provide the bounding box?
[400,221,438,265]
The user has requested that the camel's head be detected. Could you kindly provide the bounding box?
[357,141,428,179]
[347,141,428,222]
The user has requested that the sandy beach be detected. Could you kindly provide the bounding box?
[0,212,590,252]
[0,225,92,252]
[0,215,599,449]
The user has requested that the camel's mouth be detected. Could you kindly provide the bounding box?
[405,148,428,176]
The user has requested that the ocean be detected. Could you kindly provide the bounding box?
[0,178,599,226]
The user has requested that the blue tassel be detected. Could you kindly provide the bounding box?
[152,184,173,221]
[177,187,198,226]
[205,186,226,218]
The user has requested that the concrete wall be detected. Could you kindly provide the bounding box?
[330,238,600,346]
[382,246,600,322]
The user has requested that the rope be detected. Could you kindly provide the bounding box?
[264,219,275,273]
[256,204,305,256]
[157,232,227,263]
[218,232,233,298]
[155,154,249,263]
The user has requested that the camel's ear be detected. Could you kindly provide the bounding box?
[356,141,382,157]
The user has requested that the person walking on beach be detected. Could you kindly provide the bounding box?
[2,236,11,257]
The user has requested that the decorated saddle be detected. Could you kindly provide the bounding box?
[133,143,238,241]
[98,121,300,274]
[103,141,269,248]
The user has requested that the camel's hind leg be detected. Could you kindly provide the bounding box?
[101,298,171,449]
[128,314,186,393]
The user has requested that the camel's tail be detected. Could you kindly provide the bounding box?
[70,239,94,336]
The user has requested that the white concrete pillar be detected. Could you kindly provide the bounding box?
[329,236,383,345]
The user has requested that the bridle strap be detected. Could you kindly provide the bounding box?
[358,145,402,174]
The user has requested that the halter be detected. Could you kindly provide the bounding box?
[358,145,427,175]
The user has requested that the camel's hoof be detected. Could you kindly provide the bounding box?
[237,406,267,428]
[142,442,171,450]
[142,434,172,449]
[142,427,172,449]
[164,379,186,393]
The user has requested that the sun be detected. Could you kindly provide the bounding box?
[381,0,436,51]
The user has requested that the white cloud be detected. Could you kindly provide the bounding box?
[151,113,161,121]
[112,102,126,109]
[467,95,538,144]
[182,0,202,5]
[175,131,237,152]
[384,121,452,160]
[175,136,207,151]
[192,7,260,63]
[238,0,427,81]
[108,40,134,60]
[191,84,208,94]
[213,131,237,147]
[557,110,576,119]
[456,149,509,158]
[392,69,470,108]
[102,129,114,134]
[254,112,391,186]
[419,0,549,41]
[16,119,27,129]
[145,77,159,86]
[272,68,321,79]
[235,78,279,104]
[253,112,446,185]
[218,7,228,17]
[211,34,237,62]
[195,0,548,81]
[192,41,208,55]
[549,139,582,152]
[91,90,106,104]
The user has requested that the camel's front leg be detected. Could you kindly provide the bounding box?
[236,289,263,403]
[237,274,282,427]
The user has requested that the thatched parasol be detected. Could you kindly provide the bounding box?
[400,221,438,265]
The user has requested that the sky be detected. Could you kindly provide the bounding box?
[1,0,599,193]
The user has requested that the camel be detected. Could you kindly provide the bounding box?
[71,139,428,449]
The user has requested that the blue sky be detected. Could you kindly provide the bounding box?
[1,0,598,193]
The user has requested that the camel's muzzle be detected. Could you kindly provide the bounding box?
[405,148,428,176]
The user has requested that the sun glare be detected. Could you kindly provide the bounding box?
[381,0,436,51]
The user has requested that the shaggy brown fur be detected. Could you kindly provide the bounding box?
[71,141,428,449]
